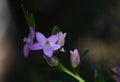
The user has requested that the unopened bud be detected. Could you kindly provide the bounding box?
[70,49,80,68]
[43,55,59,67]
[57,32,66,46]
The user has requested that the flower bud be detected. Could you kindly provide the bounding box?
[57,32,66,46]
[70,49,80,68]
[43,55,59,67]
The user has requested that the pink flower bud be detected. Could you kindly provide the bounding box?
[43,55,59,67]
[70,49,80,68]
[57,32,66,46]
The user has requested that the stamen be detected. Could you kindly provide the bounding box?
[45,39,50,45]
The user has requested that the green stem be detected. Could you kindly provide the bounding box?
[57,63,85,82]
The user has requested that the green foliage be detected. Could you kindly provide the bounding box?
[94,69,106,82]
[51,25,60,35]
[49,81,63,82]
[107,69,116,77]
[21,4,36,29]
[80,49,89,64]
[30,67,43,82]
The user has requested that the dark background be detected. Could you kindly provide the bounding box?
[7,0,120,82]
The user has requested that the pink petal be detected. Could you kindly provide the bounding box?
[60,48,65,52]
[43,47,54,57]
[112,66,120,76]
[117,79,120,82]
[23,44,29,58]
[30,43,43,50]
[48,35,58,43]
[74,49,79,54]
[52,44,60,50]
[28,27,35,41]
[36,32,46,44]
[63,33,67,37]
[70,50,74,55]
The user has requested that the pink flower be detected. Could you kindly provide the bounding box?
[32,32,60,57]
[23,27,35,58]
[112,66,120,82]
[70,49,80,68]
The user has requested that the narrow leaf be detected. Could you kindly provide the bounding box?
[49,80,63,82]
[51,25,60,35]
[21,4,35,29]
[94,69,106,82]
[107,69,116,77]
[80,49,89,64]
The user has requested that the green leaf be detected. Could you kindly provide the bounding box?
[49,81,63,82]
[73,50,89,74]
[107,69,116,77]
[30,66,43,82]
[21,4,36,29]
[51,25,60,35]
[80,49,89,64]
[94,69,106,82]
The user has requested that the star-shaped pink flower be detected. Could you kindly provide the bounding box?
[32,32,60,57]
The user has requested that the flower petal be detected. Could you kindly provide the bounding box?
[60,48,65,52]
[117,78,120,82]
[57,32,66,46]
[52,44,60,50]
[74,49,79,55]
[43,47,54,57]
[48,35,58,43]
[28,27,35,41]
[36,32,46,44]
[63,33,67,37]
[112,66,120,76]
[23,44,29,58]
[30,43,43,50]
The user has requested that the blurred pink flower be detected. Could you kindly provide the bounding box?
[112,66,120,82]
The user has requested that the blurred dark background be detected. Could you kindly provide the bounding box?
[1,0,120,82]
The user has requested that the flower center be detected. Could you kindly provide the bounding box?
[45,39,50,45]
